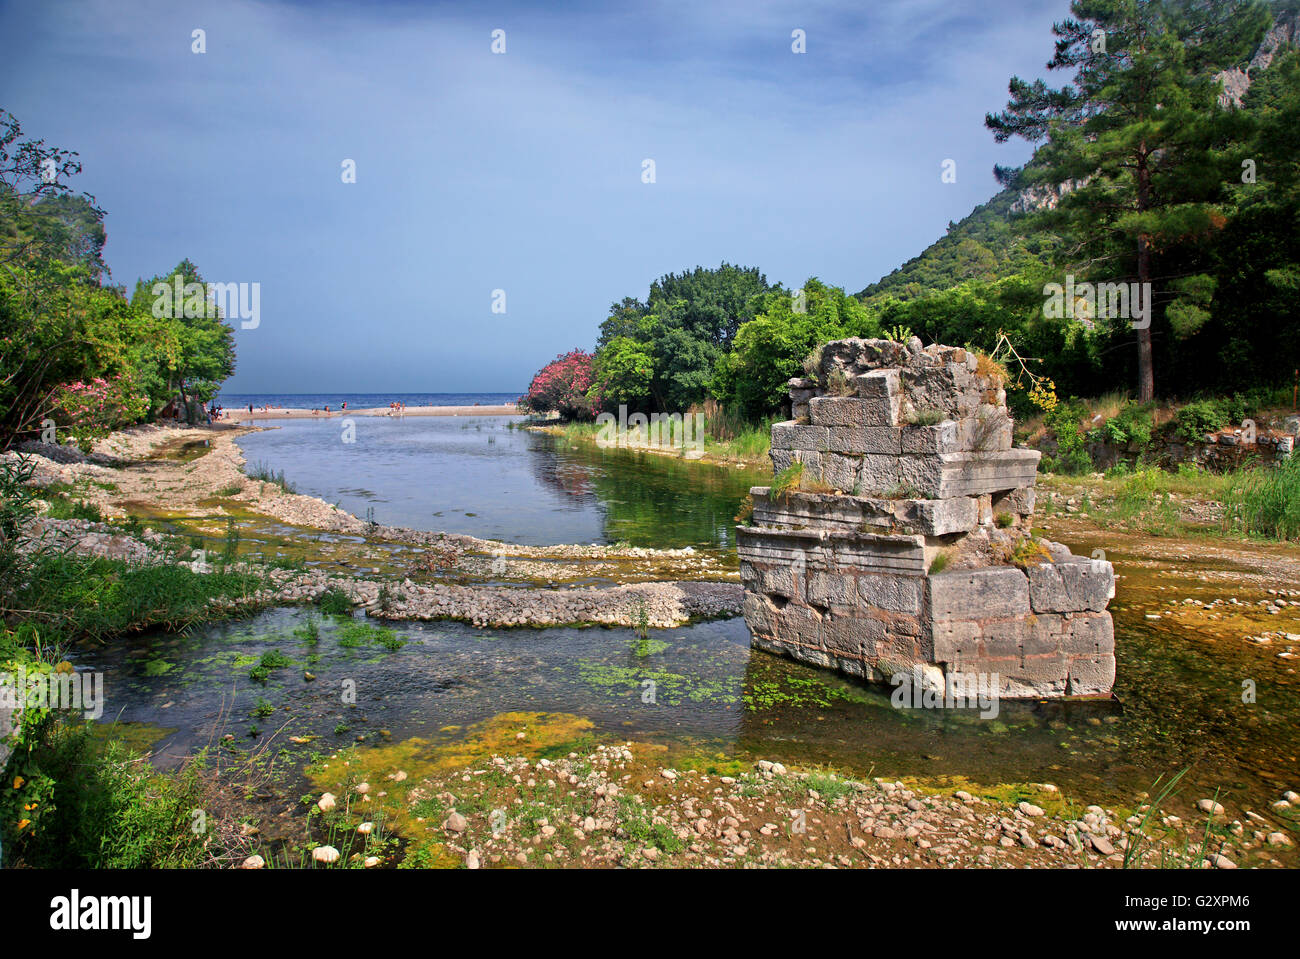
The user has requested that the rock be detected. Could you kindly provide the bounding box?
[363,856,380,868]
[1207,853,1236,869]
[1018,802,1045,817]
[317,792,336,813]
[445,811,468,833]
[1197,799,1225,816]
[466,850,481,869]
[1267,832,1292,847]
[240,854,265,869]
[312,845,340,864]
[1088,834,1115,856]
[357,822,373,835]
[661,769,677,780]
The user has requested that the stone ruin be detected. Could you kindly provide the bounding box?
[736,337,1117,699]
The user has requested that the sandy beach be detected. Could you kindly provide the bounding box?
[216,404,520,422]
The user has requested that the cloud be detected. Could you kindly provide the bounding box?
[0,0,1068,392]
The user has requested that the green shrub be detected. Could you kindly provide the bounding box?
[1043,401,1093,474]
[1223,457,1300,541]
[2,719,215,868]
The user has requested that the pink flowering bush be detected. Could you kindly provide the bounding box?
[520,349,597,420]
[51,373,149,450]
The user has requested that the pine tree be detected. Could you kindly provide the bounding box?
[987,0,1270,401]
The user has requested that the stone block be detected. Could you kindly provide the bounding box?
[856,572,924,614]
[1061,611,1115,655]
[1028,558,1115,613]
[770,448,823,476]
[807,570,857,608]
[929,567,1030,621]
[992,487,1036,517]
[810,393,899,428]
[933,449,1042,498]
[818,453,860,491]
[900,420,960,455]
[828,425,902,455]
[899,497,979,536]
[771,422,829,452]
[932,619,980,662]
[821,610,884,659]
[857,453,902,495]
[1066,654,1116,697]
[831,532,927,575]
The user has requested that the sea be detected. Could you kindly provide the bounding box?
[216,392,521,410]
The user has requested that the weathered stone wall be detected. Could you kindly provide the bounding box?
[738,337,1117,699]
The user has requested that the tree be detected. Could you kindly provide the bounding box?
[520,349,596,420]
[987,0,1270,401]
[129,260,236,423]
[715,278,878,419]
[588,336,653,409]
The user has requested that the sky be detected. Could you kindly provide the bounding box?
[0,0,1070,393]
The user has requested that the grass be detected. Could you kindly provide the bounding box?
[1222,455,1300,541]
[906,408,945,427]
[317,589,353,615]
[4,553,266,650]
[246,461,296,493]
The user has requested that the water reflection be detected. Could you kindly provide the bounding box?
[233,416,762,552]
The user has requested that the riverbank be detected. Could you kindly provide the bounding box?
[6,424,740,627]
[4,422,1299,869]
[291,736,1292,869]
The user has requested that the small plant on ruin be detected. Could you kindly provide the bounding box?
[827,368,855,397]
[801,344,825,380]
[928,551,950,575]
[906,408,944,427]
[734,493,754,524]
[633,599,650,640]
[883,324,913,344]
[771,462,805,501]
[882,481,923,500]
[971,407,1007,451]
[1008,537,1053,569]
[995,512,1015,529]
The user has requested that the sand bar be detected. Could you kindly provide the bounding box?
[216,404,521,422]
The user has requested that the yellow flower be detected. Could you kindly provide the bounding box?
[12,776,23,790]
[17,818,30,831]
[55,661,74,674]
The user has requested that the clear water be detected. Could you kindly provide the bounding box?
[232,415,763,552]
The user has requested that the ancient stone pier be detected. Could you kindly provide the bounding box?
[736,337,1117,699]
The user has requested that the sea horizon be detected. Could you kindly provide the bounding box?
[216,391,522,410]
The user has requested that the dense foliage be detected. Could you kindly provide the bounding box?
[0,108,236,449]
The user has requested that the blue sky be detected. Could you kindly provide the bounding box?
[0,0,1068,393]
